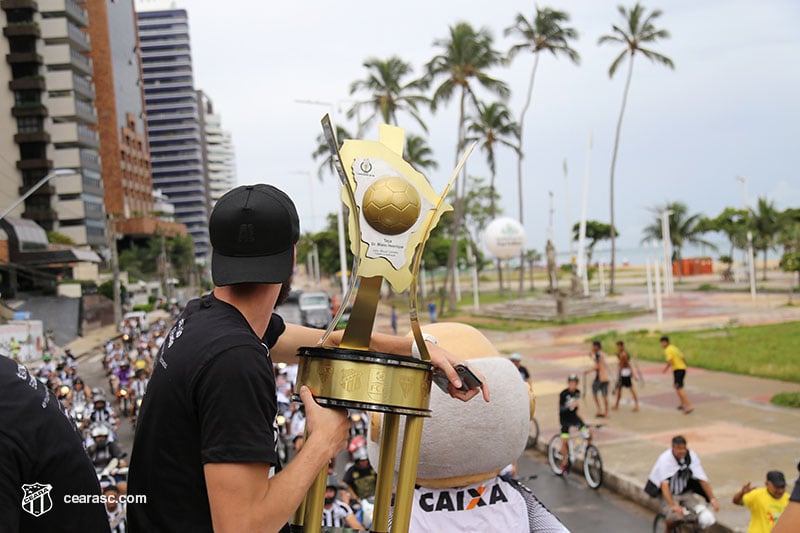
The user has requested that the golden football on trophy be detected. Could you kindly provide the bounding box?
[362,176,421,235]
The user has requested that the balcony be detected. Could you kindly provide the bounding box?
[23,206,58,225]
[11,101,48,117]
[1,0,38,10]
[6,51,43,65]
[19,182,55,196]
[45,70,95,99]
[3,21,40,37]
[14,131,50,143]
[48,94,96,124]
[50,121,98,148]
[8,76,45,90]
[16,158,52,170]
[58,197,86,219]
[64,0,88,26]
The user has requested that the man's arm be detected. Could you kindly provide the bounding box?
[272,323,489,402]
[660,481,683,517]
[698,479,720,511]
[204,387,349,533]
[732,481,751,505]
[344,512,365,531]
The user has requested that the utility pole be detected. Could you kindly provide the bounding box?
[108,215,122,326]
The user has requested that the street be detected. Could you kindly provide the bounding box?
[74,323,653,532]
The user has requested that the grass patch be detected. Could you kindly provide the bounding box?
[591,322,800,383]
[696,283,719,291]
[771,393,800,408]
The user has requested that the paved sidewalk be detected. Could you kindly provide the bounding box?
[485,291,800,532]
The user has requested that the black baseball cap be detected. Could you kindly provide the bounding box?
[767,470,786,487]
[209,184,300,286]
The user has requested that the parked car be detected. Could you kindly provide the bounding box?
[298,292,331,328]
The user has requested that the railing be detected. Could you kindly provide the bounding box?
[64,0,89,26]
[70,48,91,73]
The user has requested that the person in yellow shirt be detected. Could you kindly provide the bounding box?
[660,336,694,414]
[733,470,789,532]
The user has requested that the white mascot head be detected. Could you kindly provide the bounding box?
[368,322,535,487]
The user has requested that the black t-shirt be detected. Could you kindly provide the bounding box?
[790,476,800,503]
[127,294,286,533]
[558,389,581,422]
[0,355,109,533]
[518,366,530,381]
[343,463,377,500]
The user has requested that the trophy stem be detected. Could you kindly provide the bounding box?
[372,413,401,533]
[340,276,382,350]
[391,415,425,533]
[302,464,329,533]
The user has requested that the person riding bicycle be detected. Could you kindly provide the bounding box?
[559,374,591,472]
[646,435,719,532]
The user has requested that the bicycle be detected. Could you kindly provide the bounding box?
[546,425,603,489]
[527,417,540,449]
[652,501,715,533]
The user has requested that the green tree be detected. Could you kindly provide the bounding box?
[46,231,75,245]
[572,220,617,265]
[425,22,509,311]
[749,197,781,280]
[778,209,800,297]
[311,125,353,180]
[703,208,749,260]
[505,7,579,296]
[404,134,439,174]
[641,202,715,278]
[348,56,429,132]
[599,3,674,293]
[465,101,519,295]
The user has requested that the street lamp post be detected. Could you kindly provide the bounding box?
[737,176,757,301]
[0,168,74,222]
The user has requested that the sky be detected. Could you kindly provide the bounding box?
[154,0,800,263]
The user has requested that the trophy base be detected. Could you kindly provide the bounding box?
[293,346,432,417]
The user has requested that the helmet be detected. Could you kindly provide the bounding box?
[74,377,84,386]
[567,373,579,382]
[91,425,110,438]
[694,505,716,528]
[509,353,522,362]
[352,446,368,461]
[135,360,147,370]
[43,354,52,361]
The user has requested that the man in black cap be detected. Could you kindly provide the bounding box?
[733,470,789,532]
[127,184,482,533]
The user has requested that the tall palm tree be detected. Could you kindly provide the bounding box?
[642,202,715,279]
[505,7,579,296]
[311,125,353,180]
[465,101,519,295]
[348,56,429,133]
[599,3,674,292]
[425,22,509,311]
[404,134,439,174]
[750,197,780,280]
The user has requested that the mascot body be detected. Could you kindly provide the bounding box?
[369,323,569,532]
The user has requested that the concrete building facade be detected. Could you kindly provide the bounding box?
[197,90,236,208]
[39,0,106,247]
[136,6,209,259]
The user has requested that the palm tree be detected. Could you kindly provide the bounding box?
[404,134,439,174]
[641,202,715,279]
[599,3,674,293]
[749,197,781,280]
[425,22,509,311]
[465,101,519,295]
[505,7,579,296]
[348,56,429,133]
[311,125,353,180]
[571,220,618,266]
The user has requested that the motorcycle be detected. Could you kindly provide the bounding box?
[117,386,131,418]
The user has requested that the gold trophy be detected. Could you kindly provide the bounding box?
[291,116,474,533]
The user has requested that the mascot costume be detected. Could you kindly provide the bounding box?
[368,323,569,532]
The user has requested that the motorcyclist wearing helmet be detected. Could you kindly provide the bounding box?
[38,353,56,379]
[86,394,118,429]
[73,377,93,404]
[343,446,377,501]
[87,424,124,471]
[322,476,364,530]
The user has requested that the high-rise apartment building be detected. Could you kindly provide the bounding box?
[197,90,236,207]
[1,0,55,226]
[135,4,209,259]
[85,0,183,241]
[39,0,106,247]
